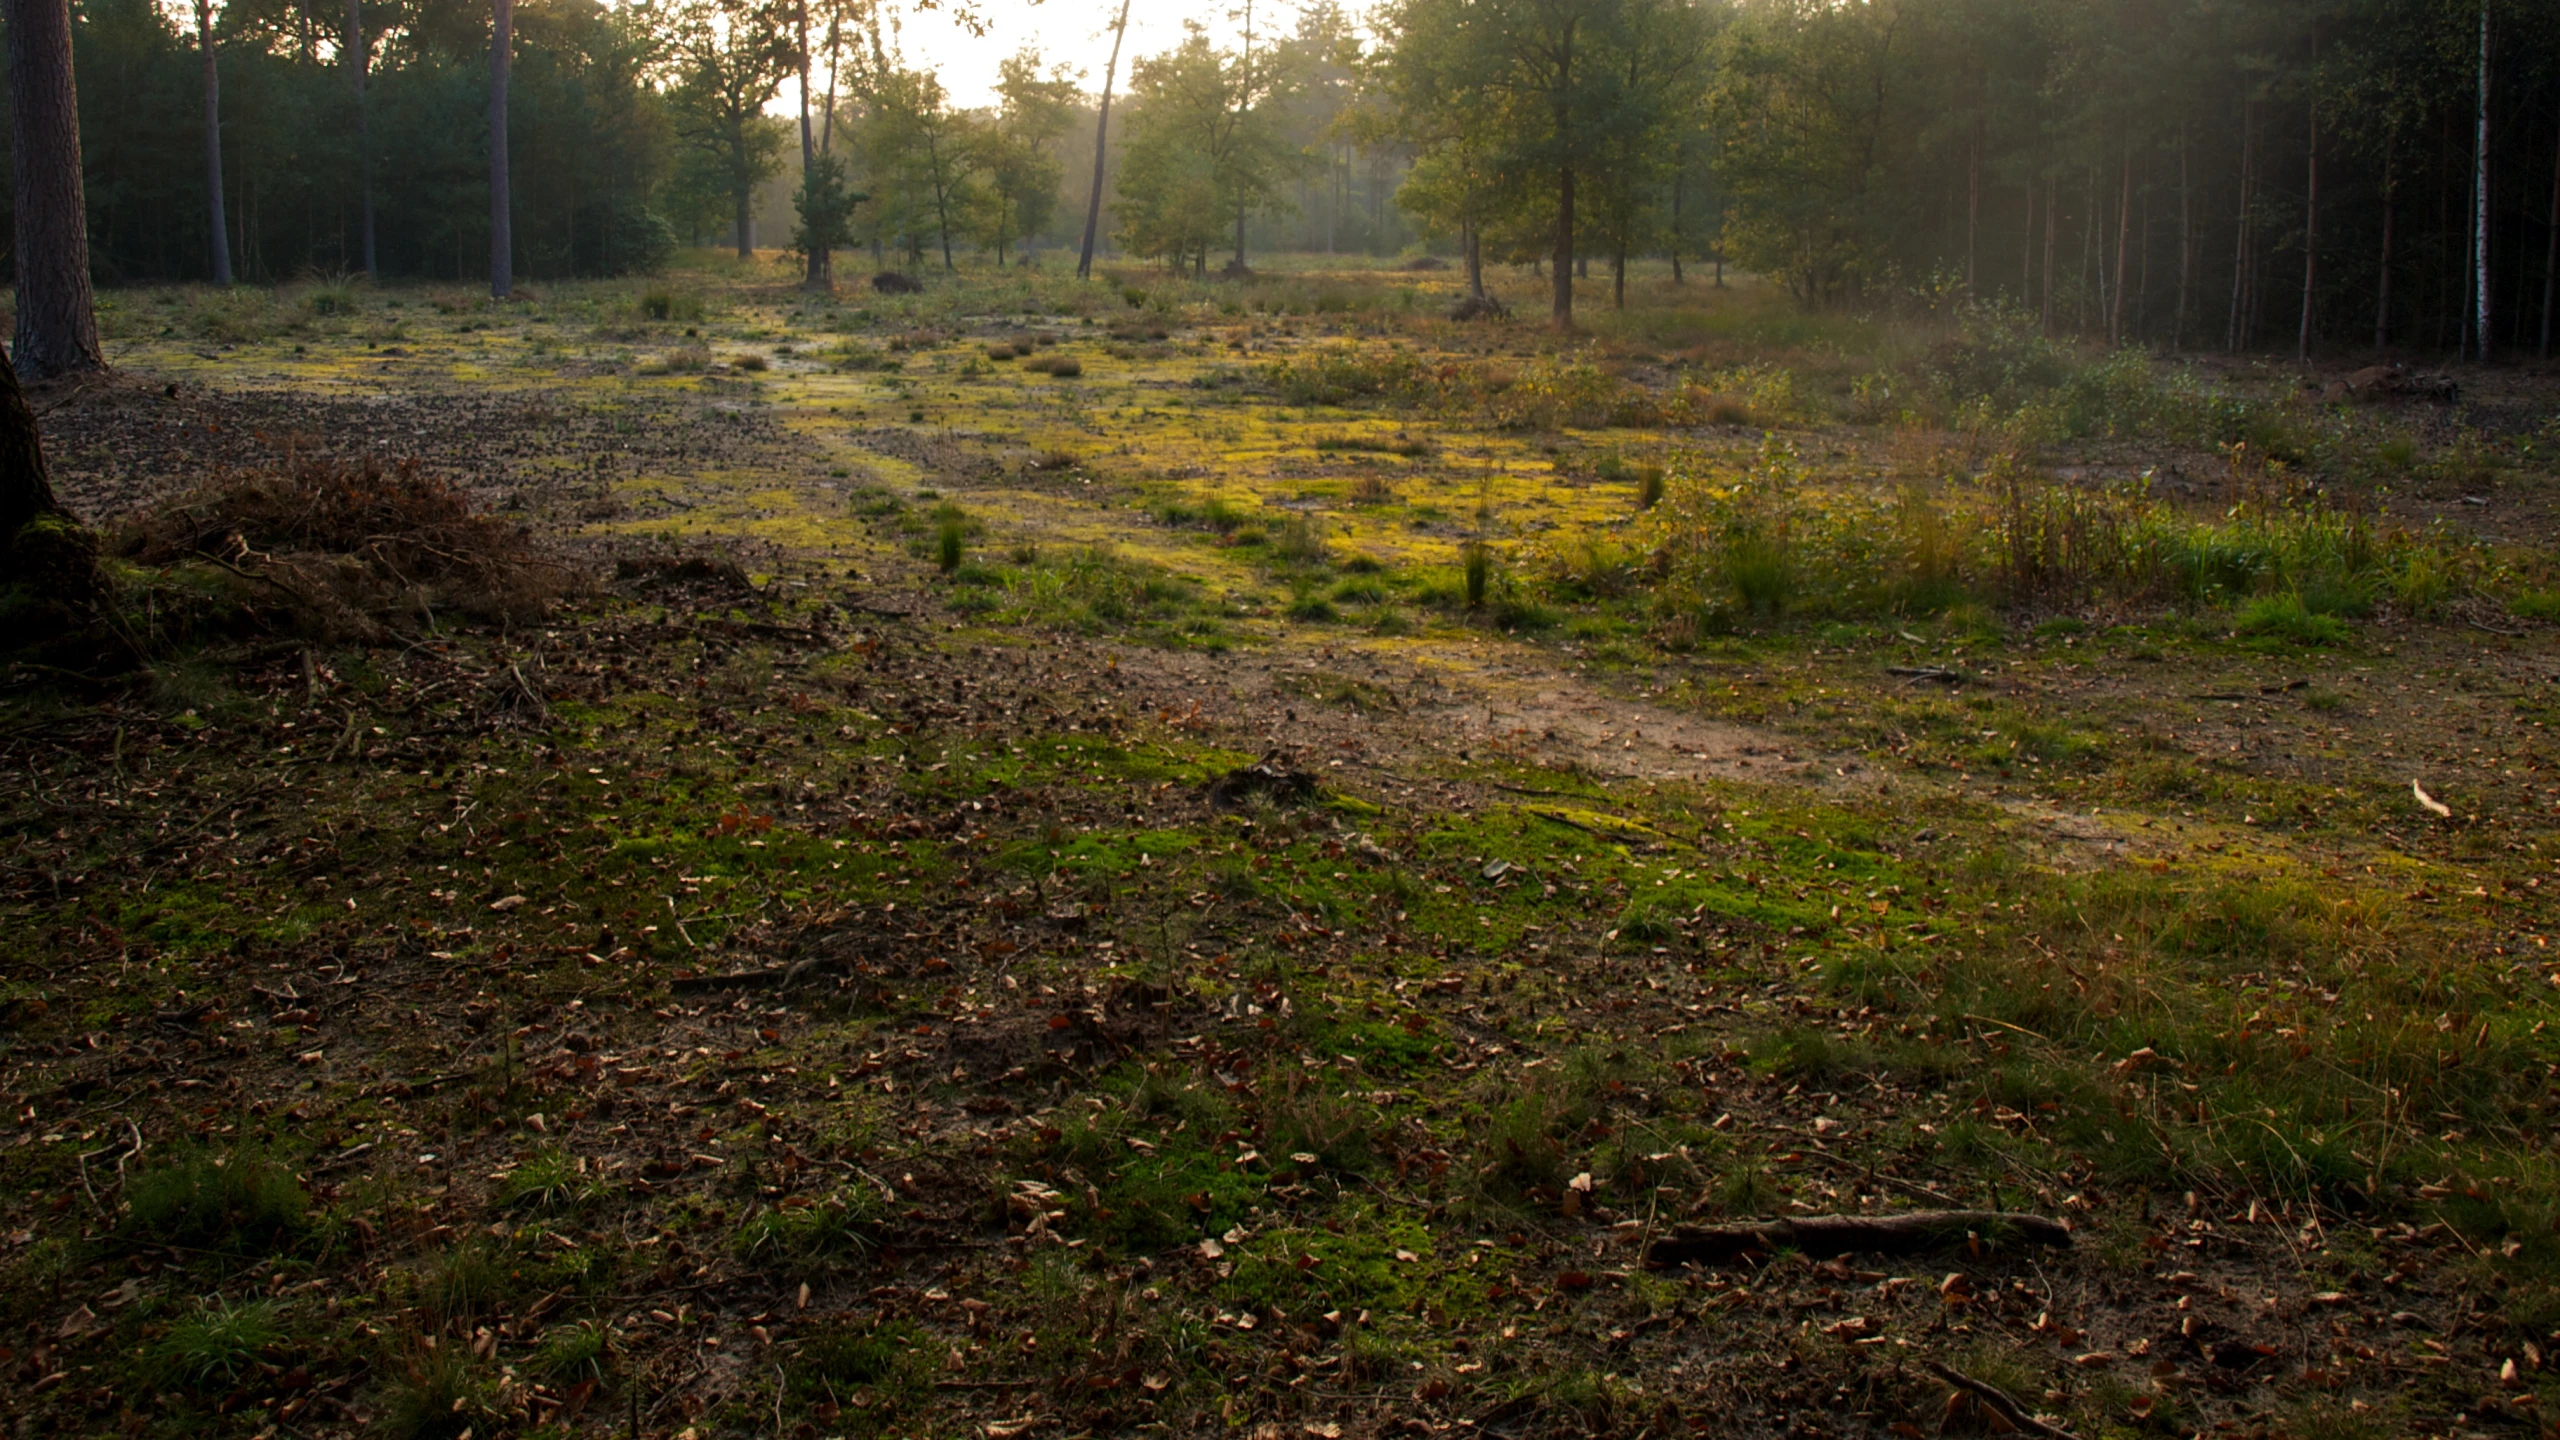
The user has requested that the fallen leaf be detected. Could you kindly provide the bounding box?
[489,894,528,911]
[2412,780,2450,818]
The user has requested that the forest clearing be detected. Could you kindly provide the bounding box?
[1,255,2557,1440]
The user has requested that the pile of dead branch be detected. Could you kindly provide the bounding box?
[112,453,581,638]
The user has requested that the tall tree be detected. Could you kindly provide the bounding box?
[666,0,794,259]
[347,0,375,276]
[1077,0,1132,280]
[198,0,234,284]
[971,51,1077,266]
[5,0,104,377]
[490,0,514,297]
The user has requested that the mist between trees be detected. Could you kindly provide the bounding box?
[5,0,2556,358]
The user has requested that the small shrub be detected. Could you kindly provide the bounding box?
[732,351,769,372]
[1634,466,1666,510]
[1462,542,1490,610]
[937,515,967,574]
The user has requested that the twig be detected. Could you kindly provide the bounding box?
[1921,1360,2083,1440]
[1644,1210,2071,1267]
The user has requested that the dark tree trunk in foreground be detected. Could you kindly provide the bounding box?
[5,0,105,379]
[0,342,99,623]
[0,348,59,546]
[1077,0,1131,281]
[199,0,233,285]
[489,0,513,299]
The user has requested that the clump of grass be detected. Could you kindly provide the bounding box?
[735,1188,882,1269]
[154,1298,283,1390]
[306,279,361,317]
[496,1147,599,1214]
[1462,542,1490,610]
[638,287,704,323]
[2235,593,2351,646]
[527,1319,612,1386]
[732,351,769,372]
[2510,589,2560,622]
[1027,446,1079,472]
[1722,522,1794,616]
[382,1344,503,1440]
[1312,430,1432,458]
[125,1146,309,1252]
[1022,351,1083,377]
[1634,465,1666,510]
[1274,514,1330,566]
[936,513,968,574]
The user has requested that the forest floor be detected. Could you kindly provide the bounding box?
[5,255,2560,1440]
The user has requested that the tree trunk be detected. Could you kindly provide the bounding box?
[735,170,754,261]
[2039,174,2056,334]
[347,0,374,275]
[1552,166,1575,329]
[2541,111,2557,358]
[2176,124,2192,349]
[489,0,512,298]
[1077,0,1131,281]
[2365,139,2385,348]
[2110,141,2131,345]
[2227,94,2252,352]
[2469,0,2490,360]
[1966,120,1980,298]
[796,0,826,289]
[1612,244,1625,309]
[0,346,59,547]
[5,0,104,379]
[1668,165,1684,285]
[2299,92,2319,362]
[1464,214,1484,299]
[199,0,233,285]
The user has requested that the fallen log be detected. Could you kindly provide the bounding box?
[1643,1209,2070,1267]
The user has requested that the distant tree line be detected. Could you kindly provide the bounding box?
[1373,0,2560,349]
[2,0,2556,360]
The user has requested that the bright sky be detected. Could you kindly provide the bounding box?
[796,0,1266,111]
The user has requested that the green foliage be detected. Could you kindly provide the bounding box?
[790,152,867,271]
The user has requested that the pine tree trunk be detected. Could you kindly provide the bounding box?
[0,345,59,547]
[2110,142,2131,345]
[2541,112,2557,358]
[1552,167,1575,328]
[4,0,104,380]
[2040,174,2056,334]
[1464,215,1484,299]
[489,0,512,298]
[199,0,233,285]
[2299,94,2319,362]
[2469,0,2491,360]
[2176,125,2192,349]
[2376,141,2393,349]
[1077,0,1131,281]
[347,0,374,275]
